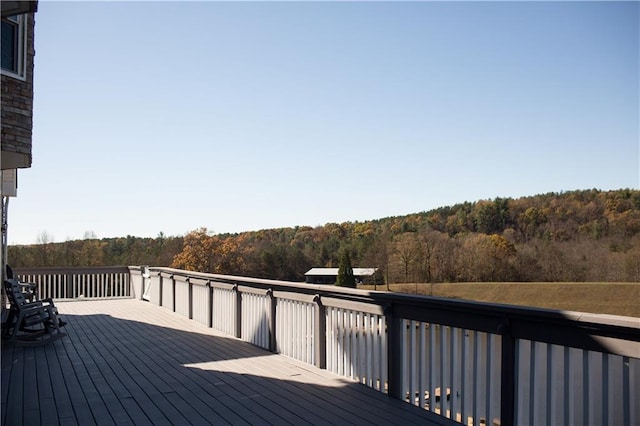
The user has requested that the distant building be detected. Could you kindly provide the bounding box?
[304,268,378,285]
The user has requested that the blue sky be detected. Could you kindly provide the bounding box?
[8,1,640,245]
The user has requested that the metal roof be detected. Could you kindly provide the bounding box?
[304,268,377,276]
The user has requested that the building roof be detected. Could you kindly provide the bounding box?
[1,1,38,18]
[304,268,377,277]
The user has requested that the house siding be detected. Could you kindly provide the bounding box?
[1,12,35,169]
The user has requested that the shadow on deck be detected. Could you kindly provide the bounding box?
[2,299,450,426]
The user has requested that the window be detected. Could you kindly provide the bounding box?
[1,14,27,79]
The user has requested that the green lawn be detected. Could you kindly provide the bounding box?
[358,282,640,318]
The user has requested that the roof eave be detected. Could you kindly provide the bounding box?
[1,1,38,18]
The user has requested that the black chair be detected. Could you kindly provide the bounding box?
[6,265,37,302]
[2,278,66,344]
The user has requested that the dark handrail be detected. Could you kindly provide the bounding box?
[147,267,640,356]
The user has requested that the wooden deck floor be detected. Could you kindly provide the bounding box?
[2,299,450,426]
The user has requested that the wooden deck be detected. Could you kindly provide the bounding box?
[2,299,450,426]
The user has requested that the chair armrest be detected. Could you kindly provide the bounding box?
[20,298,55,309]
[19,304,50,314]
[18,283,36,289]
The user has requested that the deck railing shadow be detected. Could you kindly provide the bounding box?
[12,266,640,426]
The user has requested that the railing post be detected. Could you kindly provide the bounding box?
[187,277,193,320]
[66,272,72,299]
[233,284,242,339]
[125,270,131,298]
[313,294,326,369]
[267,289,277,352]
[207,281,213,328]
[139,266,150,300]
[499,318,516,426]
[385,303,403,400]
[172,275,176,312]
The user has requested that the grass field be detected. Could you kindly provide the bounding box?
[358,282,640,318]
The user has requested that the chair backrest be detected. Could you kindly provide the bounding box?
[6,265,15,279]
[4,279,27,308]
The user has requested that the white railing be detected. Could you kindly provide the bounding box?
[174,275,190,318]
[401,322,501,424]
[240,287,271,349]
[276,294,315,364]
[13,267,131,300]
[325,301,387,392]
[12,266,640,426]
[190,277,210,327]
[134,267,639,426]
[211,285,236,336]
[515,340,638,425]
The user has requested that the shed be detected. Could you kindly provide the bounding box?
[304,267,378,285]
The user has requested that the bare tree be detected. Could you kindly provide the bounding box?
[36,231,55,266]
[391,233,419,283]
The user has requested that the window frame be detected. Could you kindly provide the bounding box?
[1,14,28,81]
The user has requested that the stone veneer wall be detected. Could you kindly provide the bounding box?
[1,12,35,169]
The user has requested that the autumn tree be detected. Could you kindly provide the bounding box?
[456,233,516,282]
[171,228,220,272]
[214,238,245,275]
[519,207,547,240]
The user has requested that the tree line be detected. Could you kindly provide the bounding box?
[9,189,640,283]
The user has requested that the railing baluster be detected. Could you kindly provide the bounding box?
[380,315,387,394]
[489,332,497,424]
[358,312,363,384]
[563,346,570,425]
[349,310,355,380]
[289,299,294,354]
[418,321,425,409]
[286,300,292,357]
[439,324,445,416]
[461,328,468,424]
[328,307,334,373]
[450,327,458,420]
[298,301,303,362]
[583,349,589,425]
[309,303,315,365]
[339,308,346,377]
[602,352,609,425]
[364,312,370,384]
[589,351,601,423]
[623,356,632,426]
[314,296,324,369]
[473,330,479,425]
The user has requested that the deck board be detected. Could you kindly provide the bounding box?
[33,344,57,426]
[2,299,451,426]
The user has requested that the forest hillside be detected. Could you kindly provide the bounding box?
[9,189,640,283]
